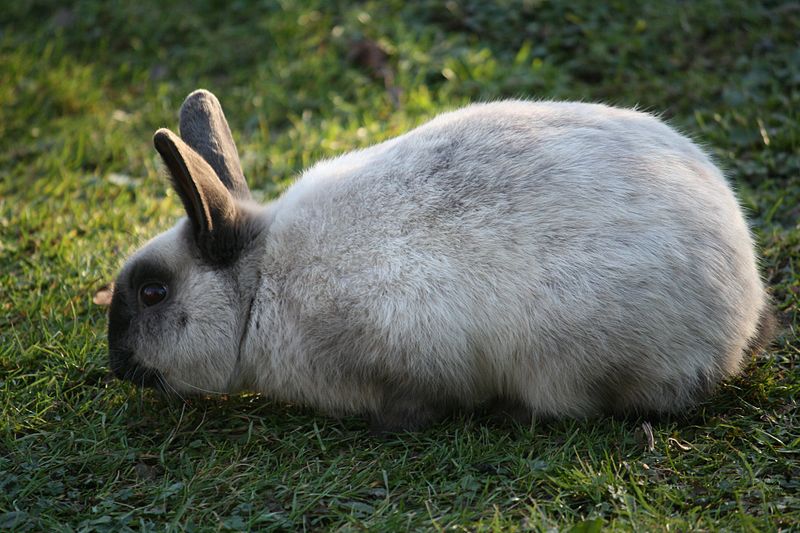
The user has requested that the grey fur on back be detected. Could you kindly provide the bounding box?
[110,95,770,432]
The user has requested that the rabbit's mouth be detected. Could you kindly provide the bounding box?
[110,348,163,389]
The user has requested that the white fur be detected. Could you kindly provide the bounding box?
[121,100,768,424]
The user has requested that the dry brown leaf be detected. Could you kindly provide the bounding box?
[93,283,114,306]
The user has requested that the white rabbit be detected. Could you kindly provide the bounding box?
[108,89,771,431]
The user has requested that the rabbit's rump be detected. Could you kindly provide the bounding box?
[258,101,766,424]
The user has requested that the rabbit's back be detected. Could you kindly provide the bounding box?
[258,101,766,417]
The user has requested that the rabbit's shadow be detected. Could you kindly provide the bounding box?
[117,386,729,456]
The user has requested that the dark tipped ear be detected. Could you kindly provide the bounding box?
[153,128,238,259]
[179,89,250,200]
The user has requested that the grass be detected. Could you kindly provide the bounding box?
[1,0,798,530]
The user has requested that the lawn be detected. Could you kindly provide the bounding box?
[1,1,798,530]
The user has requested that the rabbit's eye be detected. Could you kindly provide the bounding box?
[140,283,168,307]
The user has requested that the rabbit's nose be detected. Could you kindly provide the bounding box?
[109,347,135,380]
[109,349,161,389]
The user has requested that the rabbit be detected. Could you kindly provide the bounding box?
[108,89,772,432]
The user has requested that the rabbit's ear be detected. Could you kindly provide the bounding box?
[153,128,237,245]
[178,89,251,200]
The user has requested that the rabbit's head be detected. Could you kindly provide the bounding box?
[108,90,265,396]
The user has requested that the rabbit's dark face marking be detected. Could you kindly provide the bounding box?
[109,257,174,379]
[109,228,182,387]
[108,279,136,380]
